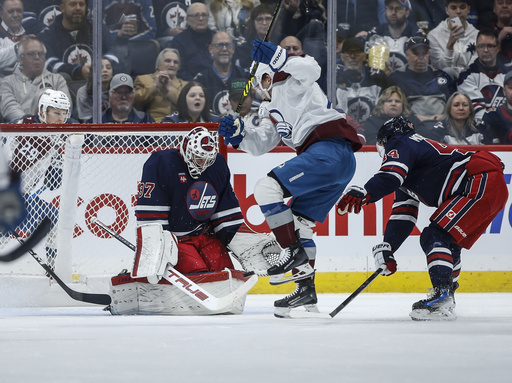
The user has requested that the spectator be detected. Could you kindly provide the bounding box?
[75,56,116,122]
[368,0,423,73]
[457,29,510,120]
[226,77,260,128]
[101,0,157,41]
[162,81,220,123]
[363,85,435,144]
[336,37,388,124]
[427,0,479,77]
[0,0,45,76]
[133,48,188,122]
[482,70,512,144]
[236,4,281,70]
[390,36,453,120]
[207,0,254,39]
[194,31,248,116]
[94,73,155,123]
[278,0,326,39]
[168,3,215,81]
[408,0,448,33]
[337,0,379,37]
[0,37,70,122]
[38,0,116,81]
[480,0,512,65]
[430,91,486,145]
[279,35,304,56]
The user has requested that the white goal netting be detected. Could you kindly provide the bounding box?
[0,123,222,285]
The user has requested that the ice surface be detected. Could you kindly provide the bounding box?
[1,293,511,383]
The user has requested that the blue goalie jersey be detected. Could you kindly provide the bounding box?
[135,149,244,246]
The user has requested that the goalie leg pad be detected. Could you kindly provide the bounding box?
[132,223,178,283]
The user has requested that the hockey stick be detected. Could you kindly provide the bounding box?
[11,230,112,305]
[92,218,258,311]
[0,218,51,262]
[234,0,284,115]
[288,268,383,319]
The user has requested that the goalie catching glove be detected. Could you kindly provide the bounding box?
[251,39,288,71]
[337,185,368,215]
[219,115,244,146]
[372,242,397,276]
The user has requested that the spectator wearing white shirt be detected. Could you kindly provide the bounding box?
[427,0,479,77]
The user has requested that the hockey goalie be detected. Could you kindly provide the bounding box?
[109,127,281,315]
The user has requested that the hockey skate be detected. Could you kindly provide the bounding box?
[409,286,456,321]
[274,279,318,318]
[267,241,314,285]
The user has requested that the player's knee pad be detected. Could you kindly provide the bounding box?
[254,176,284,206]
[420,223,454,256]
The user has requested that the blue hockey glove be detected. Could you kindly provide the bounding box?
[0,182,27,234]
[337,185,368,214]
[219,115,245,146]
[251,39,288,71]
[372,242,397,276]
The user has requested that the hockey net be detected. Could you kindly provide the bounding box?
[0,123,224,284]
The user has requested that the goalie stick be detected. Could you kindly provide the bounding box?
[11,231,112,305]
[92,218,258,311]
[0,218,51,262]
[234,0,284,115]
[288,268,383,319]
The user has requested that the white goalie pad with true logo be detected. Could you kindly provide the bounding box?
[227,232,282,276]
[131,223,178,284]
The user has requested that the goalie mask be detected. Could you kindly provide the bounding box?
[376,116,415,156]
[38,89,71,123]
[180,127,218,178]
[251,62,274,100]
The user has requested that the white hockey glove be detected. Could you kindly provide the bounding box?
[276,121,292,139]
[132,224,179,284]
[337,186,368,215]
[372,242,397,276]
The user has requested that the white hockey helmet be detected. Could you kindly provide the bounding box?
[180,127,218,178]
[251,62,274,99]
[38,89,71,123]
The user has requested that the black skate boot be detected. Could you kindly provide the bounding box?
[274,279,318,318]
[410,285,456,321]
[267,240,314,285]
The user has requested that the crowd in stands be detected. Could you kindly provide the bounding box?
[0,0,511,145]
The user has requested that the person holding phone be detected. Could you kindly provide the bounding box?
[427,0,478,78]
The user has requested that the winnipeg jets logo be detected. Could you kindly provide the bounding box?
[39,5,61,26]
[163,3,187,29]
[187,182,218,220]
[63,44,92,66]
[213,90,230,116]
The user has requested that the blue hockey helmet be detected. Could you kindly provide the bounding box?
[376,116,415,146]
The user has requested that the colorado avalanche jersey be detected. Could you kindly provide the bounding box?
[365,132,473,250]
[135,149,243,246]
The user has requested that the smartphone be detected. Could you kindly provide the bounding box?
[450,17,463,28]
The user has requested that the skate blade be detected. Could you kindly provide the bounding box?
[268,264,315,285]
[275,304,331,319]
[409,308,457,321]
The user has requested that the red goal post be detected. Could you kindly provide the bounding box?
[0,122,224,284]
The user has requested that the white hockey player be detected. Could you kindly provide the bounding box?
[219,40,363,317]
[8,90,72,269]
